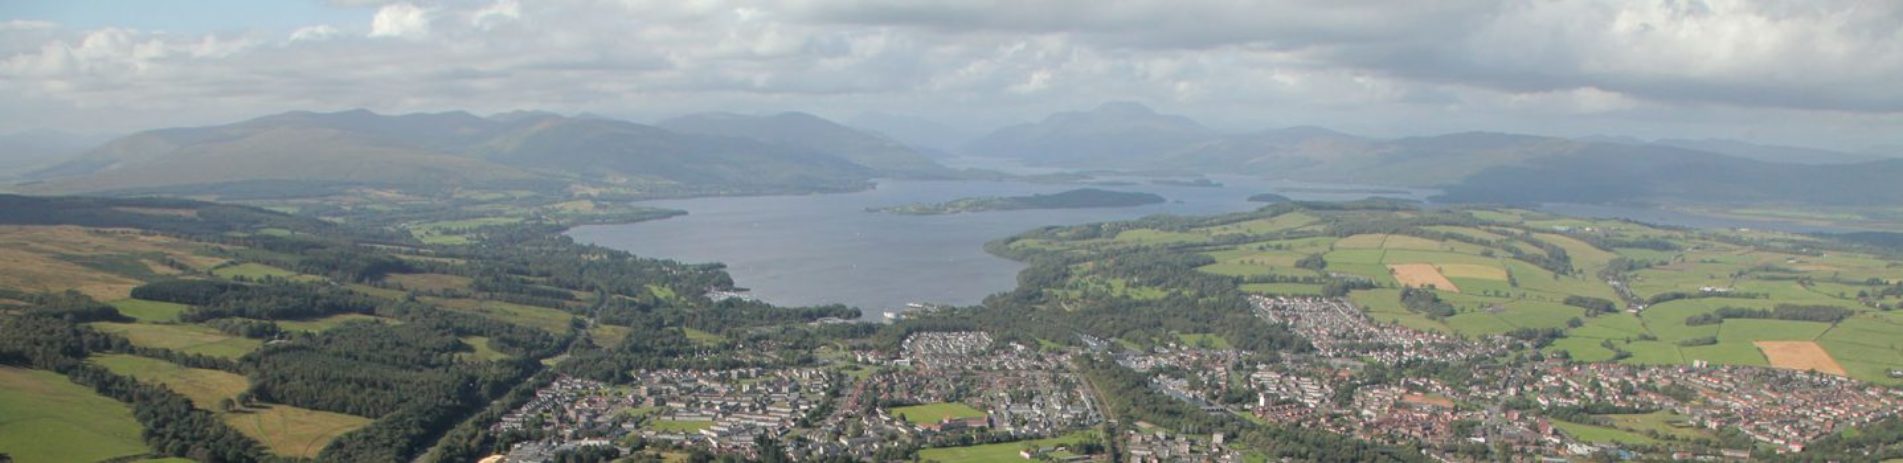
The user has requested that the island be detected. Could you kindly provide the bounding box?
[1246,192,1293,203]
[869,188,1166,215]
[1152,177,1222,187]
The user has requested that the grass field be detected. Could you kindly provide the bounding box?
[427,297,575,333]
[212,263,317,282]
[110,298,192,322]
[649,419,714,433]
[226,404,373,458]
[1176,333,1233,349]
[0,367,151,462]
[91,322,262,358]
[683,327,726,345]
[1601,411,1711,441]
[91,354,248,409]
[460,336,511,361]
[890,402,987,425]
[917,431,1097,463]
[0,225,222,300]
[1552,419,1658,445]
[85,354,370,457]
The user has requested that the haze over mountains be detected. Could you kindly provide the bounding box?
[13,102,1899,206]
[21,109,954,197]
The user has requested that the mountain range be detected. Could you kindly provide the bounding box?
[19,109,953,196]
[959,102,1903,206]
[11,103,1898,207]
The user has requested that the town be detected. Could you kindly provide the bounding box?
[486,298,1901,462]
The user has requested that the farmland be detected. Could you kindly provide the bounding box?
[0,367,151,462]
[87,354,374,458]
[999,202,1903,384]
[917,430,1097,463]
[890,402,988,425]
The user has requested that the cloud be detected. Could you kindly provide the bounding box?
[0,0,1897,150]
[369,3,431,39]
[290,25,342,42]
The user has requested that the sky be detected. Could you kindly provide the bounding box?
[1,0,1900,152]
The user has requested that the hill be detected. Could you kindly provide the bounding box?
[658,112,955,177]
[25,109,956,196]
[963,102,1216,166]
[1434,145,1903,206]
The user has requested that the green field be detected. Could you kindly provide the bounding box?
[890,402,988,425]
[91,354,249,409]
[110,298,191,322]
[460,336,511,361]
[212,263,321,282]
[85,354,371,457]
[0,367,152,462]
[1552,419,1659,445]
[427,297,575,333]
[649,419,713,433]
[918,430,1097,463]
[227,404,373,458]
[1601,411,1712,441]
[91,322,262,358]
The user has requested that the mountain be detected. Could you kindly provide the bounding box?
[25,109,955,195]
[657,112,953,177]
[844,112,978,154]
[1647,138,1887,164]
[0,129,112,176]
[478,116,873,189]
[963,102,1216,165]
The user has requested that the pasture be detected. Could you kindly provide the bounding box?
[91,322,262,358]
[226,404,373,458]
[0,367,151,462]
[890,402,987,425]
[917,431,1096,463]
[91,354,247,409]
[110,298,191,322]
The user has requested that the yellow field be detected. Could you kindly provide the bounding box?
[227,404,372,458]
[1755,341,1847,376]
[1438,263,1508,280]
[1389,264,1461,292]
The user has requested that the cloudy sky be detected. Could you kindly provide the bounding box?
[2,0,1900,151]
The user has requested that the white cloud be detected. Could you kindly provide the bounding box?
[290,25,342,42]
[0,0,1897,150]
[369,3,431,39]
[472,0,521,29]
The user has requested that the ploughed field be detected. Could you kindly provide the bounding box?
[1000,203,1903,385]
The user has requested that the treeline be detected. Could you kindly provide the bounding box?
[1685,304,1855,326]
[1563,295,1619,315]
[1648,290,1767,305]
[1400,287,1456,318]
[0,313,274,462]
[130,279,377,322]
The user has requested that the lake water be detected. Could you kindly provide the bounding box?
[568,174,1436,318]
